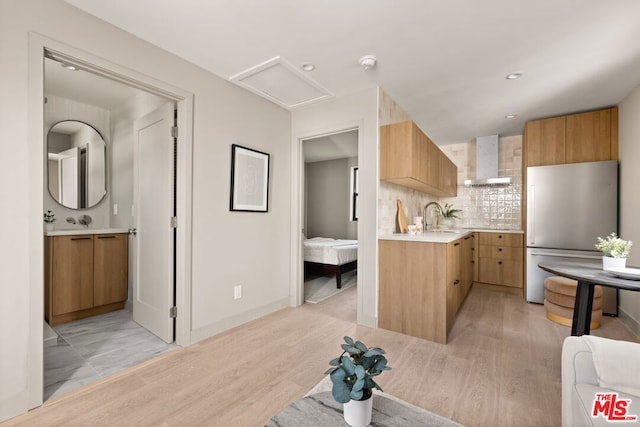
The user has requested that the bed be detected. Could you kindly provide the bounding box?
[303,237,358,288]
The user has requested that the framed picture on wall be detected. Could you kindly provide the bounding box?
[229,144,270,212]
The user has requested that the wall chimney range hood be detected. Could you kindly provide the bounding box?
[463,134,512,187]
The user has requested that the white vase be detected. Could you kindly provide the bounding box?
[343,396,373,427]
[602,256,626,270]
[44,223,54,232]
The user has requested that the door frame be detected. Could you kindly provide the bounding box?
[290,123,362,307]
[29,33,194,408]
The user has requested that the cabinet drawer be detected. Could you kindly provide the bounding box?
[478,258,523,288]
[478,245,523,260]
[478,232,523,247]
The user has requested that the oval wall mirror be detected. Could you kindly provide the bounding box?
[47,120,106,209]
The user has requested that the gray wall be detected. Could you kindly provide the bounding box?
[305,157,357,240]
[619,82,640,333]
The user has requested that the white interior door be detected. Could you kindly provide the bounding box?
[133,102,176,343]
[59,147,79,208]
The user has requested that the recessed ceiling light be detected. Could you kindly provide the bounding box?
[301,63,315,72]
[60,63,79,71]
[505,72,523,80]
[505,114,518,119]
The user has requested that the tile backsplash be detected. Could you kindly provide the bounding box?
[378,135,523,234]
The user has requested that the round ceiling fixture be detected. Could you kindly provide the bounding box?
[301,63,316,72]
[505,72,523,80]
[60,63,79,71]
[359,55,377,71]
[505,114,518,119]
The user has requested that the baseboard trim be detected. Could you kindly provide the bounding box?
[190,297,290,344]
[618,307,640,336]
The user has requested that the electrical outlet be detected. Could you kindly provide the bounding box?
[234,285,242,300]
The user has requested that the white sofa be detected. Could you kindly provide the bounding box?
[562,335,640,426]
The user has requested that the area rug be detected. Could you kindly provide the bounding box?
[267,376,463,426]
[304,271,356,304]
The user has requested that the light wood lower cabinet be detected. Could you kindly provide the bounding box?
[45,233,128,326]
[477,232,523,288]
[378,235,474,344]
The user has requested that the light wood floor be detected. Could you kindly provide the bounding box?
[4,283,639,427]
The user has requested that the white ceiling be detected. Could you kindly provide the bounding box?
[64,0,640,144]
[45,57,145,110]
[303,130,358,163]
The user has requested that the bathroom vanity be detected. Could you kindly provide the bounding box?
[44,229,129,326]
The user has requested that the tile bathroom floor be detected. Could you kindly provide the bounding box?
[44,306,177,401]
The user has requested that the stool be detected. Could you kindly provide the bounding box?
[543,276,603,330]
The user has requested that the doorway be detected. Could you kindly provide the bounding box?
[40,42,193,402]
[300,129,358,320]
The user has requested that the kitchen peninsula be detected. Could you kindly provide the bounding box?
[378,229,523,344]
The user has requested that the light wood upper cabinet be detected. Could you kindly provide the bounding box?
[566,109,616,163]
[524,107,618,167]
[45,233,128,326]
[524,116,566,166]
[380,120,457,197]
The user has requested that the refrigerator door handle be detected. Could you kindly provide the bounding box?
[528,185,535,245]
[529,251,601,260]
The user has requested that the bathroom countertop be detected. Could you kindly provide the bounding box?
[44,228,130,236]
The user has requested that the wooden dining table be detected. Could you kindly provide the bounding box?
[538,261,640,336]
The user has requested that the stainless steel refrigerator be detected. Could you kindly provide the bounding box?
[525,160,618,315]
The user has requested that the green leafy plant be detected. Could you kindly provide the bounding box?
[325,336,391,403]
[595,232,632,258]
[440,203,462,219]
[44,210,56,224]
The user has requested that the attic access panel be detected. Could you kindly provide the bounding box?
[230,56,333,109]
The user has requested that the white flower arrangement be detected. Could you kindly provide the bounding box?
[595,232,632,259]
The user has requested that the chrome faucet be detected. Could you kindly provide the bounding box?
[423,201,442,232]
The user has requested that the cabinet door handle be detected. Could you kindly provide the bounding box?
[471,260,475,264]
[498,261,503,265]
[71,237,91,241]
[464,236,471,240]
[454,242,460,246]
[498,248,503,251]
[498,235,503,239]
[454,279,460,285]
[97,235,116,239]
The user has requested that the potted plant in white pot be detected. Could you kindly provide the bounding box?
[44,210,55,231]
[439,203,462,229]
[325,336,391,427]
[595,232,632,270]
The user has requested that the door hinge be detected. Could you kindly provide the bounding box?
[170,216,177,228]
[171,126,178,138]
[169,306,177,318]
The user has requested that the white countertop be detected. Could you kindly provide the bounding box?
[379,228,523,243]
[379,230,473,243]
[44,228,130,236]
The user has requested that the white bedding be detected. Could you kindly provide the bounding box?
[304,237,358,265]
